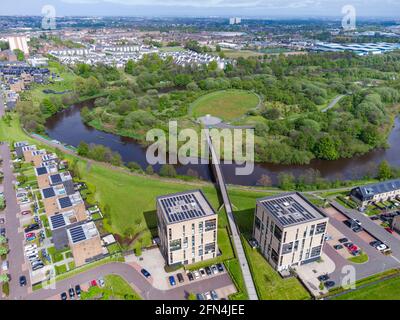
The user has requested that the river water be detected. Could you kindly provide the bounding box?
[45,102,400,186]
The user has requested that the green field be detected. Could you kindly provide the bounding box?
[334,276,400,300]
[191,90,260,121]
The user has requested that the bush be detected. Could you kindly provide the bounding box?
[2,282,9,296]
[159,164,177,178]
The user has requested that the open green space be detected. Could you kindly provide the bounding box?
[348,253,369,264]
[81,275,141,300]
[190,90,260,121]
[334,275,400,300]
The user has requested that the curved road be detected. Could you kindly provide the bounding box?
[321,95,345,113]
[27,262,233,300]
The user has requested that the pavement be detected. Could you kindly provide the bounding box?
[0,144,30,299]
[321,95,345,112]
[27,262,233,300]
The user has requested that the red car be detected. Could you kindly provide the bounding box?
[25,232,35,238]
[21,210,31,216]
[348,245,358,252]
[385,227,394,234]
[90,280,98,287]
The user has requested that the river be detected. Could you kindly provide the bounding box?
[45,101,400,186]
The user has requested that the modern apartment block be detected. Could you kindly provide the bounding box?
[156,190,218,266]
[253,192,329,272]
[350,179,400,207]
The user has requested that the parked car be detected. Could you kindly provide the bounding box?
[193,270,200,280]
[24,223,40,233]
[204,291,212,300]
[0,228,5,237]
[318,274,329,282]
[205,266,212,275]
[26,235,36,242]
[338,238,349,243]
[168,275,176,286]
[2,261,9,272]
[24,244,37,252]
[196,293,204,300]
[199,268,206,277]
[385,227,394,234]
[216,263,224,273]
[141,269,151,278]
[19,276,27,287]
[324,281,336,289]
[210,290,218,300]
[187,272,194,281]
[21,210,31,216]
[333,244,343,250]
[60,292,67,300]
[211,265,218,275]
[75,285,81,298]
[370,216,380,221]
[98,277,105,288]
[176,273,184,283]
[25,232,35,238]
[90,280,98,287]
[344,242,353,248]
[68,287,75,300]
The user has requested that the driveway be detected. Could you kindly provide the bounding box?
[0,144,30,299]
[27,262,233,300]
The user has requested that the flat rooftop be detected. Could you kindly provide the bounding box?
[258,192,327,227]
[49,171,72,184]
[157,190,216,224]
[35,164,58,176]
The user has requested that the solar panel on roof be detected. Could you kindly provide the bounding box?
[36,167,47,175]
[59,197,72,209]
[42,187,55,198]
[69,226,86,243]
[51,174,62,184]
[50,214,66,229]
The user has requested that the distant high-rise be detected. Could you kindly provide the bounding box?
[229,17,241,25]
[8,36,29,55]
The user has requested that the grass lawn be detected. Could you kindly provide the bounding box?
[81,275,141,300]
[334,275,400,300]
[243,241,310,300]
[348,253,369,264]
[224,259,248,300]
[190,90,260,121]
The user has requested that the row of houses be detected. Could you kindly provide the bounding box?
[15,142,105,267]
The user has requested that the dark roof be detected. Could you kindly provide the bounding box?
[351,179,400,201]
[63,180,75,195]
[42,187,55,199]
[36,167,48,176]
[258,192,327,227]
[50,173,62,184]
[157,190,215,225]
[58,196,72,209]
[52,221,85,250]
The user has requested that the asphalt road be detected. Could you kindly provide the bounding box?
[27,262,233,300]
[0,144,30,299]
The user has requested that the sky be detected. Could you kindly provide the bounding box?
[1,0,400,18]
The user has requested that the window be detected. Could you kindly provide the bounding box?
[315,222,327,235]
[311,245,322,257]
[169,239,181,251]
[281,242,293,254]
[274,226,283,241]
[205,242,215,254]
[198,245,203,256]
[283,232,287,243]
[309,225,315,237]
[271,249,279,264]
[192,223,195,234]
[199,222,203,233]
[182,225,185,237]
[205,219,216,231]
[254,216,261,230]
[191,235,195,246]
[183,237,188,249]
[168,228,172,240]
[294,240,299,251]
[170,253,173,263]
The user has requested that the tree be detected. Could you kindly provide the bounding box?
[159,164,177,178]
[377,160,393,181]
[145,165,154,175]
[314,136,339,160]
[77,141,89,156]
[277,172,296,190]
[127,162,142,172]
[187,293,196,300]
[13,49,24,61]
[257,174,272,187]
[0,236,6,245]
[0,246,8,256]
[0,274,9,284]
[17,173,27,185]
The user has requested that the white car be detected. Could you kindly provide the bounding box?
[377,244,388,251]
[98,277,105,287]
[193,270,200,280]
[211,265,218,275]
[199,268,206,277]
[25,244,37,252]
[204,291,212,300]
[25,250,38,257]
[1,261,8,272]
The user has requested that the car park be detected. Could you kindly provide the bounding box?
[61,292,67,300]
[176,273,184,283]
[216,263,224,272]
[141,269,151,278]
[19,276,27,287]
[210,290,218,300]
[168,275,176,286]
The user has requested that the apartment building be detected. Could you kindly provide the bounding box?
[350,179,400,207]
[156,190,218,266]
[67,222,103,267]
[253,192,329,272]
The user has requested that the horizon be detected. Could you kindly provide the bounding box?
[1,0,400,19]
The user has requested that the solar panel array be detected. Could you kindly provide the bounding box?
[42,187,56,198]
[50,174,62,184]
[36,167,47,176]
[50,214,66,230]
[69,225,86,243]
[261,195,318,226]
[59,196,72,209]
[159,192,207,224]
